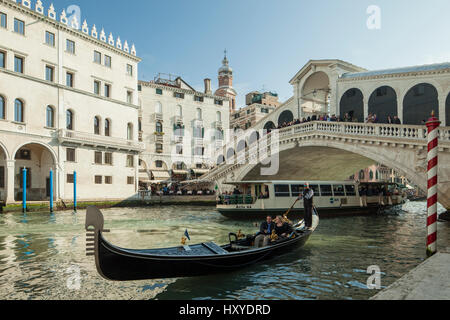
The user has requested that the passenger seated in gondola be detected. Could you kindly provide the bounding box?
[254,216,275,248]
[274,216,294,239]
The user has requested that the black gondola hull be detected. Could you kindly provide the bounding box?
[97,231,312,281]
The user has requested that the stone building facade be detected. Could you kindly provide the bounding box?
[0,0,142,204]
[138,75,230,185]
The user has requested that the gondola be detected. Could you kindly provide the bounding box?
[85,206,319,281]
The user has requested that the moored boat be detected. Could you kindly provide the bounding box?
[217,180,407,219]
[85,206,319,281]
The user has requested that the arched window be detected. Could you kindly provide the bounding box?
[155,102,163,114]
[14,99,24,123]
[156,121,163,133]
[94,116,100,135]
[105,119,111,137]
[66,110,74,130]
[216,111,222,122]
[0,96,5,120]
[127,123,133,140]
[403,83,439,125]
[196,108,202,120]
[46,106,54,128]
[359,170,365,180]
[176,105,182,117]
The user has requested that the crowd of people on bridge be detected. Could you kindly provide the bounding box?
[270,112,404,133]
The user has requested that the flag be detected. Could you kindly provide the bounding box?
[184,229,191,241]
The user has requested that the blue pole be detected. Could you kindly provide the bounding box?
[22,168,27,213]
[73,171,77,213]
[49,170,54,213]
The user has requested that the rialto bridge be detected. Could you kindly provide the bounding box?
[201,121,450,211]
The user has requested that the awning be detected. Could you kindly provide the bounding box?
[172,170,189,175]
[152,170,171,180]
[191,169,210,175]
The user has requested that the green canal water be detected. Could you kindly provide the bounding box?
[0,202,448,300]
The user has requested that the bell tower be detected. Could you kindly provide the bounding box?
[214,50,237,113]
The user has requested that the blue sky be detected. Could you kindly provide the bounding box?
[52,0,450,107]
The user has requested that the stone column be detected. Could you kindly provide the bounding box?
[6,160,15,204]
[438,95,446,127]
[363,96,369,121]
[397,96,403,122]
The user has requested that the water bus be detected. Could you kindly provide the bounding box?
[217,180,406,219]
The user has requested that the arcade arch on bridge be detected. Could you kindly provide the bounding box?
[340,88,364,122]
[278,110,294,127]
[368,86,398,123]
[403,83,439,125]
[300,71,331,117]
[264,121,276,132]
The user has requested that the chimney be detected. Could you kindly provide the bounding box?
[204,78,212,95]
[175,77,181,88]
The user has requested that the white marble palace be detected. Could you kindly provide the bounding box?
[0,0,142,204]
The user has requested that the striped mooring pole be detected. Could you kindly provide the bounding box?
[426,111,441,257]
[73,171,77,213]
[22,168,27,213]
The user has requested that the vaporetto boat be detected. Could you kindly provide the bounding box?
[217,180,407,219]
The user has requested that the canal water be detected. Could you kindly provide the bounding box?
[0,202,448,300]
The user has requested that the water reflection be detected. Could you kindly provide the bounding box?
[0,201,448,300]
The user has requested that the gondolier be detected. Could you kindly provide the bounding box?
[299,184,314,230]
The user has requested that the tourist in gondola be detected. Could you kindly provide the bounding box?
[274,216,294,238]
[254,216,275,248]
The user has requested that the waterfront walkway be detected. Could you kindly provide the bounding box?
[371,250,450,300]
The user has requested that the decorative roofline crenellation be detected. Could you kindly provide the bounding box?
[5,0,138,58]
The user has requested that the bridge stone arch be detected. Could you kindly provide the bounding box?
[235,139,426,197]
[403,83,439,125]
[340,88,364,122]
[368,86,398,123]
[300,71,331,117]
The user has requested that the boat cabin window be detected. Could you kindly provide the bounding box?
[345,185,356,196]
[291,185,304,197]
[320,185,333,197]
[333,185,345,196]
[274,184,290,197]
[310,184,320,196]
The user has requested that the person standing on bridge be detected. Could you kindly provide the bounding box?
[299,183,314,230]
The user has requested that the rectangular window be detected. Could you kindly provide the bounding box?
[345,185,356,196]
[66,39,75,54]
[45,65,54,82]
[194,96,204,102]
[155,160,163,168]
[104,84,111,98]
[105,55,111,68]
[94,80,101,95]
[320,185,333,197]
[0,166,4,188]
[174,92,184,99]
[214,99,223,106]
[94,51,101,63]
[155,143,163,153]
[126,64,133,76]
[127,176,134,185]
[127,91,133,104]
[156,88,163,95]
[94,151,103,164]
[104,152,113,165]
[274,185,290,197]
[67,174,74,184]
[95,175,103,184]
[16,149,31,160]
[126,155,134,167]
[66,148,76,162]
[14,56,24,73]
[14,18,24,35]
[45,31,55,47]
[0,12,6,29]
[0,51,5,68]
[66,72,74,87]
[333,185,345,196]
[310,184,320,196]
[105,176,113,185]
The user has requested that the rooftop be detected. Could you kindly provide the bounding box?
[340,62,450,79]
